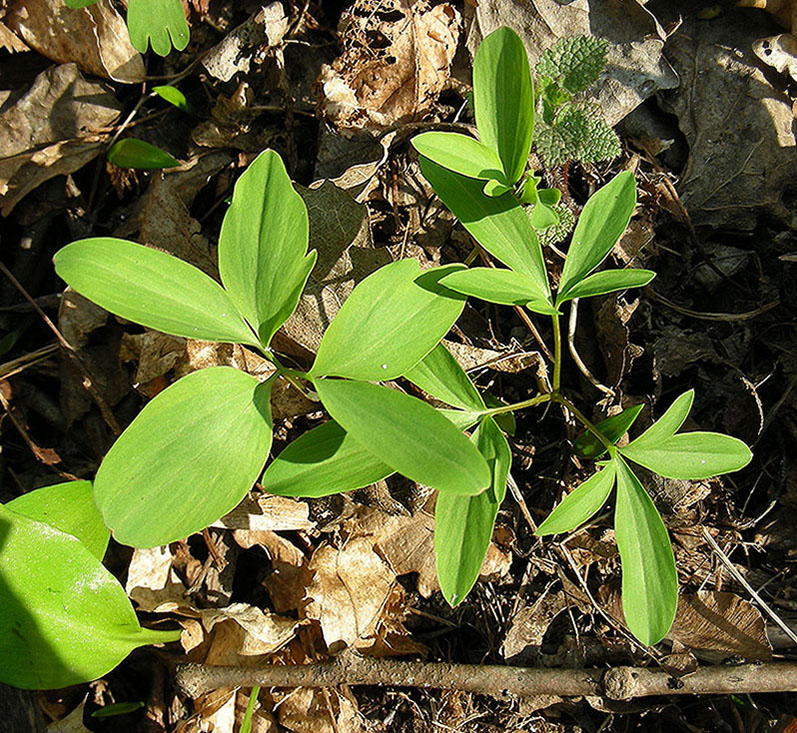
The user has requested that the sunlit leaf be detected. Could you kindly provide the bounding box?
[311,260,466,381]
[91,702,145,718]
[107,139,180,170]
[127,0,189,55]
[262,420,394,498]
[404,342,485,411]
[314,379,490,495]
[54,238,259,347]
[218,149,316,347]
[440,267,558,312]
[95,368,273,547]
[574,404,644,459]
[412,132,505,182]
[622,390,693,450]
[153,85,195,114]
[558,268,655,302]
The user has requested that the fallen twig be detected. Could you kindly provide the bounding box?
[176,657,797,700]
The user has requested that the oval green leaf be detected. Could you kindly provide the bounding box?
[440,267,558,312]
[153,85,195,114]
[473,27,534,185]
[574,404,644,460]
[0,505,179,689]
[95,367,273,547]
[558,268,655,302]
[614,458,677,645]
[314,379,490,495]
[127,0,189,55]
[404,342,485,411]
[435,417,510,606]
[535,461,616,536]
[311,260,466,381]
[54,238,258,347]
[623,390,694,451]
[418,157,550,300]
[107,139,181,170]
[412,132,506,182]
[218,149,316,347]
[557,171,636,303]
[262,420,394,498]
[7,480,109,560]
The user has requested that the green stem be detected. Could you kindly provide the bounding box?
[553,393,614,453]
[552,314,562,392]
[464,244,480,266]
[481,392,552,417]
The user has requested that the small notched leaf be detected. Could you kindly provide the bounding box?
[535,460,616,536]
[411,132,506,182]
[436,417,510,606]
[7,480,109,560]
[404,342,485,411]
[127,0,189,56]
[54,238,259,347]
[107,139,181,170]
[261,420,394,498]
[314,378,490,495]
[219,149,316,348]
[558,268,655,302]
[311,260,466,381]
[440,267,558,311]
[574,404,644,459]
[557,171,636,303]
[418,157,550,300]
[614,457,678,645]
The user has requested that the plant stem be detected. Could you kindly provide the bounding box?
[553,393,614,453]
[551,314,562,392]
[481,392,551,417]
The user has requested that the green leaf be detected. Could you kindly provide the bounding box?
[536,36,609,95]
[538,189,561,206]
[261,420,394,498]
[404,342,485,411]
[419,158,549,299]
[64,0,98,6]
[559,268,655,302]
[530,202,559,229]
[314,379,490,495]
[91,702,145,718]
[54,238,259,347]
[440,409,482,431]
[534,106,621,168]
[127,0,189,55]
[614,458,677,645]
[440,268,559,313]
[153,85,195,114]
[473,27,534,184]
[435,417,510,605]
[574,404,644,459]
[95,368,273,547]
[311,260,465,381]
[411,132,506,182]
[624,391,694,450]
[621,432,753,481]
[7,481,109,560]
[535,461,616,535]
[483,391,516,436]
[483,179,513,197]
[219,149,316,347]
[107,139,180,170]
[557,171,636,303]
[0,505,179,690]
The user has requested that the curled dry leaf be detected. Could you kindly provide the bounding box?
[317,0,460,130]
[6,0,145,83]
[211,495,314,534]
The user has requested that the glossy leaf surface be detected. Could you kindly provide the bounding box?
[440,267,558,312]
[262,420,394,498]
[127,0,189,55]
[404,342,485,411]
[0,505,179,689]
[311,260,466,381]
[614,458,677,645]
[412,132,505,182]
[95,368,273,547]
[219,149,316,347]
[435,417,510,605]
[558,268,655,302]
[107,139,180,170]
[54,238,258,347]
[314,379,490,495]
[7,481,109,560]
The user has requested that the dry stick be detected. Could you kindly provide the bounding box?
[176,657,797,700]
[567,299,615,398]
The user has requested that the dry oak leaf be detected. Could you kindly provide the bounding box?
[7,0,145,83]
[317,0,460,130]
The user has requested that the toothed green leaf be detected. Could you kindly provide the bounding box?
[536,36,609,94]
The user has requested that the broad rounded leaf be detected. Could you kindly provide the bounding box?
[419,157,550,299]
[558,268,655,302]
[7,480,109,560]
[0,505,179,689]
[127,0,189,55]
[440,267,558,312]
[95,367,273,547]
[107,139,180,169]
[54,238,258,347]
[557,171,636,303]
[262,420,394,498]
[614,458,678,645]
[218,149,316,347]
[574,404,644,460]
[412,132,505,182]
[311,260,466,381]
[436,417,510,606]
[314,379,490,495]
[473,27,534,185]
[404,342,485,411]
[536,461,616,536]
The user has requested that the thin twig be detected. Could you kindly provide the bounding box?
[651,291,779,322]
[567,299,615,397]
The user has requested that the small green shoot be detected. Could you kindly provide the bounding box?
[107,139,181,170]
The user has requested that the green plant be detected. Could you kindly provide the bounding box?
[64,0,189,56]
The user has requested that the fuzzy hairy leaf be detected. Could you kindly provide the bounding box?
[534,105,620,168]
[261,420,394,498]
[412,132,505,182]
[219,149,316,347]
[314,379,490,495]
[436,417,510,606]
[404,342,485,411]
[127,0,189,55]
[536,36,609,94]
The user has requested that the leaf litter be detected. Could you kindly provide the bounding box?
[2,0,797,729]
